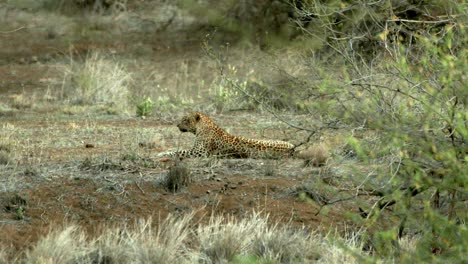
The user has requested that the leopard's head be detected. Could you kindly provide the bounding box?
[177,112,202,134]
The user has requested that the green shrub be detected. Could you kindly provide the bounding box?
[136,96,155,117]
[293,2,467,261]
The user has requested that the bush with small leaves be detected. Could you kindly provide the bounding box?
[136,96,155,117]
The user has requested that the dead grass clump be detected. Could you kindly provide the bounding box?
[92,215,192,264]
[0,142,12,153]
[0,104,16,117]
[196,214,261,263]
[398,235,420,256]
[320,232,368,263]
[0,151,12,165]
[10,94,34,110]
[297,143,330,167]
[23,165,40,177]
[0,248,11,264]
[58,52,132,113]
[249,216,321,263]
[25,226,90,263]
[164,162,191,192]
[262,160,277,176]
[22,214,193,264]
[196,212,322,263]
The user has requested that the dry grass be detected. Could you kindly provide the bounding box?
[25,226,90,263]
[7,220,86,263]
[297,143,330,167]
[91,215,193,264]
[9,94,34,110]
[262,160,277,176]
[0,151,12,165]
[197,214,258,263]
[0,138,14,165]
[248,217,321,263]
[0,248,10,264]
[196,212,340,263]
[319,232,368,264]
[22,214,193,264]
[398,235,419,255]
[0,212,375,263]
[0,104,16,117]
[57,52,132,112]
[0,139,12,153]
[164,162,191,192]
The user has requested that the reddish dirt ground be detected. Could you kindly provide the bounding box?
[1,173,349,253]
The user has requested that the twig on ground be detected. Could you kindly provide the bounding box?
[135,172,146,194]
[0,26,26,34]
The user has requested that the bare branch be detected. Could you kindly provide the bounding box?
[386,18,454,24]
[314,195,356,216]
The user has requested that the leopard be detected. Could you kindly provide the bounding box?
[74,0,127,13]
[157,112,295,159]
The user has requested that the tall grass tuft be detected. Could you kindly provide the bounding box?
[91,215,193,264]
[249,215,320,263]
[0,248,10,264]
[196,212,322,263]
[197,214,259,263]
[59,52,132,113]
[25,226,91,264]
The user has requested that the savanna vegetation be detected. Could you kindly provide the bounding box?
[0,0,466,263]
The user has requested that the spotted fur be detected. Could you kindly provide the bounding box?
[158,112,294,159]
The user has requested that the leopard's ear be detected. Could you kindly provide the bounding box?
[194,112,201,121]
